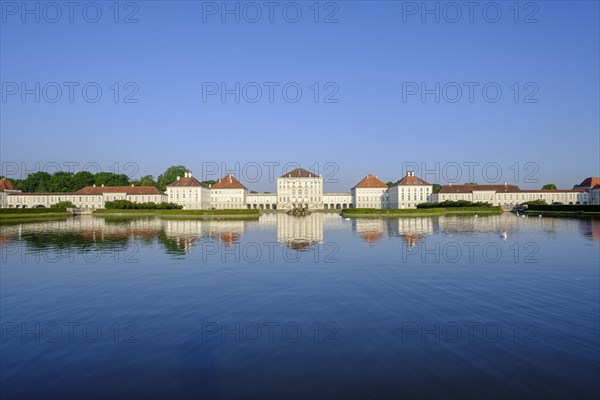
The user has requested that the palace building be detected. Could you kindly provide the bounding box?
[276,168,324,210]
[166,172,210,210]
[5,185,165,209]
[388,171,433,209]
[210,174,249,210]
[2,170,598,211]
[351,174,389,209]
[431,183,589,207]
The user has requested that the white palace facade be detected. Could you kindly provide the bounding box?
[1,170,599,210]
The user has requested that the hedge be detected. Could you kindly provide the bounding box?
[417,200,494,209]
[104,200,183,210]
[0,208,67,214]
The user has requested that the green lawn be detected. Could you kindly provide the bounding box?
[0,208,70,221]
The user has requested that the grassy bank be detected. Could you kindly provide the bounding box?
[524,204,600,218]
[524,210,600,218]
[341,207,502,218]
[93,209,260,219]
[0,208,70,221]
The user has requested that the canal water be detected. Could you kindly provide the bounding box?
[1,213,598,399]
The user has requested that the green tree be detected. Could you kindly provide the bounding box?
[386,181,394,187]
[202,180,217,187]
[48,171,74,192]
[157,165,189,191]
[131,175,158,187]
[94,172,130,186]
[542,183,557,190]
[432,184,442,192]
[70,171,95,191]
[16,171,51,192]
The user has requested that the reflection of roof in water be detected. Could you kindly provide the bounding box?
[587,219,600,240]
[400,233,428,247]
[359,231,384,245]
[0,232,14,247]
[287,239,319,251]
[217,232,241,246]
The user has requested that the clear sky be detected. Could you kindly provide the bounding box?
[1,0,599,192]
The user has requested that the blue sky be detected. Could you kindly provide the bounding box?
[1,0,599,192]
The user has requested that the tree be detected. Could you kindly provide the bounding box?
[70,171,95,191]
[16,171,51,192]
[157,165,189,191]
[542,183,557,190]
[132,175,158,187]
[94,172,130,186]
[386,181,394,187]
[432,184,442,192]
[202,180,217,187]
[48,171,74,192]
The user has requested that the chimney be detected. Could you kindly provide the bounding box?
[93,184,96,187]
[131,184,134,187]
[101,184,105,187]
[177,176,180,181]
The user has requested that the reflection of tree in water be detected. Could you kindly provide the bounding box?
[17,231,130,252]
[580,219,600,241]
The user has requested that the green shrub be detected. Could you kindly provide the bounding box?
[417,200,494,209]
[104,200,183,210]
[523,199,548,206]
[51,201,76,209]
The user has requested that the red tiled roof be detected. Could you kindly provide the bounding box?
[519,189,587,193]
[353,174,388,189]
[75,186,164,195]
[575,177,600,188]
[280,168,318,178]
[167,176,208,188]
[393,173,431,186]
[8,192,68,196]
[436,184,520,193]
[211,175,247,189]
[0,179,16,191]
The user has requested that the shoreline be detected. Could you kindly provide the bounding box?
[340,208,503,218]
[524,210,600,218]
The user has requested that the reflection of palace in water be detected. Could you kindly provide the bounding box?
[276,213,324,250]
[2,213,599,257]
[353,218,435,247]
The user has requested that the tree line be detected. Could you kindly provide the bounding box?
[0,165,216,193]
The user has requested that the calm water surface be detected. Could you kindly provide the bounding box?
[1,213,599,399]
